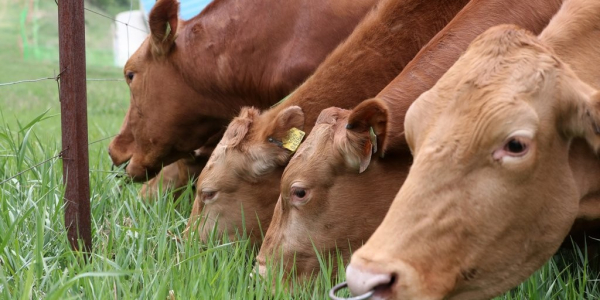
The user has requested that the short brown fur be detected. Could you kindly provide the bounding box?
[107,0,379,184]
[257,0,564,281]
[190,0,470,247]
[347,0,600,299]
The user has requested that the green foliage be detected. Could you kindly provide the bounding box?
[2,1,600,299]
[2,109,600,299]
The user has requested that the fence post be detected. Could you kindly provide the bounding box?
[58,0,92,252]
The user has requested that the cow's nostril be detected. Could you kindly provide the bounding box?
[330,274,396,300]
[346,265,394,297]
[388,273,397,287]
[372,272,396,293]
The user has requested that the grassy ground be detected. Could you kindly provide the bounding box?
[1,0,600,299]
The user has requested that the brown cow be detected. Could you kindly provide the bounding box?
[345,0,600,299]
[188,0,472,246]
[138,155,207,198]
[257,0,564,282]
[107,0,380,183]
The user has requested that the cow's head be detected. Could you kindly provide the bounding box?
[256,103,410,280]
[346,25,600,300]
[189,106,305,246]
[108,0,228,181]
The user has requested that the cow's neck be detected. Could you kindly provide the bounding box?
[175,0,292,111]
[264,0,470,134]
[377,0,564,153]
[542,0,600,221]
[175,0,378,115]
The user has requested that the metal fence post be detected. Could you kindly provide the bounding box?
[58,0,92,252]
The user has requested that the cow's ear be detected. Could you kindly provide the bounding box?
[222,107,259,148]
[149,0,179,57]
[269,106,305,151]
[347,98,389,158]
[561,81,600,151]
[336,98,388,173]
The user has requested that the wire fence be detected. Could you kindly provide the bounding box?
[84,7,146,33]
[0,133,119,186]
[1,1,140,194]
[0,66,123,185]
[20,0,148,66]
[0,77,124,87]
[0,0,148,250]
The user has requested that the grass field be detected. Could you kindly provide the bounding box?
[1,0,600,299]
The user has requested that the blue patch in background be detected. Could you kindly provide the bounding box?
[140,0,213,20]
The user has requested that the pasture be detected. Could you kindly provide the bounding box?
[0,0,599,298]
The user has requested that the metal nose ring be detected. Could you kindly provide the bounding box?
[329,282,374,300]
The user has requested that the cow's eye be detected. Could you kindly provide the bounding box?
[505,138,526,154]
[290,185,310,206]
[493,133,533,162]
[293,188,306,198]
[201,189,218,203]
[126,71,134,81]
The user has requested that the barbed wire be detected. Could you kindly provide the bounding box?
[89,134,117,145]
[0,152,64,186]
[0,0,137,187]
[6,0,142,89]
[0,133,119,186]
[52,0,147,33]
[83,7,148,33]
[0,77,124,87]
[0,77,56,87]
[87,78,124,82]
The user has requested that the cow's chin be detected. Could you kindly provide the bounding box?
[125,157,162,182]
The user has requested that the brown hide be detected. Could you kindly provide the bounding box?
[107,0,379,182]
[346,0,600,299]
[256,0,564,281]
[139,129,222,199]
[378,0,565,153]
[189,0,471,247]
[138,156,206,198]
[539,0,600,245]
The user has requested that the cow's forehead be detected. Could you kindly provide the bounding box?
[410,34,564,157]
[420,83,542,158]
[426,30,560,115]
[124,39,151,71]
[290,123,335,163]
[291,108,350,161]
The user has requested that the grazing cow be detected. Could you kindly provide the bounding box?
[138,155,207,198]
[257,0,564,281]
[188,0,471,246]
[107,0,380,183]
[345,1,600,299]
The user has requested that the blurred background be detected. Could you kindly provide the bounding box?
[0,0,213,146]
[18,0,211,67]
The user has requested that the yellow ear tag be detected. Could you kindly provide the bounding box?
[282,127,305,152]
[369,127,378,154]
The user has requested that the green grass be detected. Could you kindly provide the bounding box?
[2,0,600,299]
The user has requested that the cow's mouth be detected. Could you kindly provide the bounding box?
[128,163,162,182]
[111,160,129,180]
[111,158,162,183]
